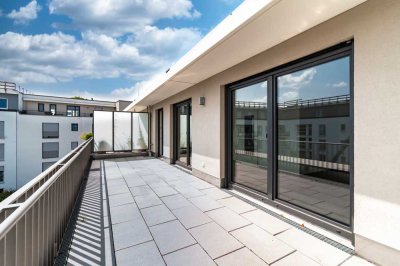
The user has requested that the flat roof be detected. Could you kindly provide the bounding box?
[23,93,116,107]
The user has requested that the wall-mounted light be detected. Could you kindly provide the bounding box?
[199,96,205,106]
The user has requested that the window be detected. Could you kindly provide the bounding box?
[38,103,44,112]
[67,106,80,117]
[71,141,79,150]
[277,55,351,225]
[228,42,353,229]
[42,123,59,138]
[0,121,4,139]
[0,166,4,183]
[42,142,59,159]
[42,162,56,172]
[71,123,78,131]
[319,125,326,137]
[0,143,4,161]
[0,98,7,109]
[50,104,56,115]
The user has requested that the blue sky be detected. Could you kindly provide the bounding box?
[0,0,243,101]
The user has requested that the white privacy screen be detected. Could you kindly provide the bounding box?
[93,111,113,152]
[114,112,132,151]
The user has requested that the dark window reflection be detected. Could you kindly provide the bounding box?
[277,57,351,225]
[233,81,268,194]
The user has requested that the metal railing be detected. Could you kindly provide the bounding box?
[19,110,93,117]
[0,138,93,265]
[0,81,16,91]
[278,94,350,108]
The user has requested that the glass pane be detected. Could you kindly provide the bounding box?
[132,113,149,150]
[43,123,59,138]
[0,99,7,109]
[94,111,113,152]
[177,103,189,164]
[158,110,163,156]
[114,112,132,151]
[42,142,59,158]
[233,80,268,194]
[277,56,351,225]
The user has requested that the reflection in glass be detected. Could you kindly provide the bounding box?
[94,111,113,152]
[132,113,149,150]
[233,81,268,194]
[277,57,351,225]
[114,112,132,151]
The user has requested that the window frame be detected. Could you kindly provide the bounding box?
[38,103,45,112]
[0,166,4,183]
[0,98,8,110]
[42,123,59,139]
[42,142,59,159]
[67,105,80,117]
[71,123,79,131]
[50,104,57,115]
[225,41,354,239]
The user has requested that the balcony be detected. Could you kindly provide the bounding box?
[0,136,373,265]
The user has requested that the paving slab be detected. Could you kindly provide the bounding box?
[150,220,196,255]
[115,241,165,266]
[161,194,192,210]
[217,197,256,214]
[189,222,243,259]
[271,251,320,266]
[141,204,176,226]
[231,224,294,264]
[108,193,134,207]
[189,195,224,212]
[241,209,291,235]
[135,193,163,209]
[202,187,232,200]
[215,247,267,266]
[163,244,215,266]
[112,218,153,251]
[276,228,350,266]
[109,203,141,224]
[172,205,212,229]
[206,207,251,232]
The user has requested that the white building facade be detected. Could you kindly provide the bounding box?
[0,83,124,190]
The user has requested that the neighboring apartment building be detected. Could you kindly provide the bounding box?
[124,0,400,264]
[0,82,129,190]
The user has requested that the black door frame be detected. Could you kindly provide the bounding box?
[173,99,192,168]
[157,108,164,157]
[225,41,354,240]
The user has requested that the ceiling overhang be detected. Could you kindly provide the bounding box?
[126,0,366,112]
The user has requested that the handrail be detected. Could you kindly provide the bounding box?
[0,138,93,265]
[0,139,90,209]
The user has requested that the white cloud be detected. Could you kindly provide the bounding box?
[49,0,201,36]
[7,0,42,24]
[332,81,348,88]
[278,68,317,89]
[0,29,201,86]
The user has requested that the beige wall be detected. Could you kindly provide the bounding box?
[149,0,400,262]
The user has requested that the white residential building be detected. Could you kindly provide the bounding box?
[0,82,129,190]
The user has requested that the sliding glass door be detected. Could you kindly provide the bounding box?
[228,42,353,231]
[174,100,192,167]
[232,80,268,194]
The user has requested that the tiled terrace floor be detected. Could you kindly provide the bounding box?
[102,158,373,266]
